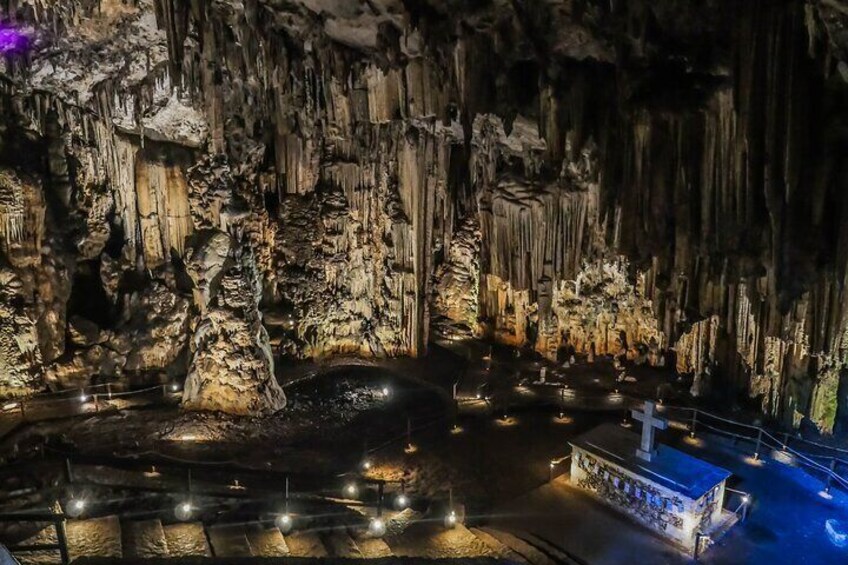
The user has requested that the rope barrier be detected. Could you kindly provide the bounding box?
[682,413,848,490]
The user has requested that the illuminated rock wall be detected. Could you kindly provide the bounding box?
[0,0,847,428]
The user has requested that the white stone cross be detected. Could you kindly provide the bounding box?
[632,400,667,462]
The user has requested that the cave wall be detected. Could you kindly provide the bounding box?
[0,0,847,428]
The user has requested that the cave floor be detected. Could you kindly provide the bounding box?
[1,341,846,563]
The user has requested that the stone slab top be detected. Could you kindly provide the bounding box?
[569,423,732,500]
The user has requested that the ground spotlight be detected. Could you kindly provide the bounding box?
[344,483,358,498]
[381,386,391,398]
[368,517,386,537]
[445,509,458,529]
[79,394,88,403]
[275,512,294,533]
[170,383,180,392]
[395,493,409,510]
[361,459,372,471]
[66,497,86,518]
[175,501,193,521]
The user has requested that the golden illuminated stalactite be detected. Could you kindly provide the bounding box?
[135,154,194,268]
[0,169,46,269]
[675,316,720,397]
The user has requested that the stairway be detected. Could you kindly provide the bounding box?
[161,522,210,557]
[207,523,253,557]
[66,516,122,562]
[476,526,558,565]
[8,512,582,563]
[122,519,169,558]
[244,523,289,557]
[469,527,529,563]
[284,529,329,558]
[349,525,393,558]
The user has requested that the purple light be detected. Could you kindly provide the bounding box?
[0,25,30,55]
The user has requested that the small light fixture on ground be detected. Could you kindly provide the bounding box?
[170,383,180,392]
[361,459,372,471]
[368,517,386,537]
[555,412,572,424]
[445,509,458,529]
[395,493,409,510]
[743,454,764,467]
[79,394,88,403]
[404,443,418,454]
[381,386,391,398]
[275,512,294,533]
[66,497,86,518]
[175,501,193,521]
[344,482,358,498]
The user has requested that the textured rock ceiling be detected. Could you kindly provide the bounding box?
[0,0,847,429]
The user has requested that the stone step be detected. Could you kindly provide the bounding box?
[66,515,122,562]
[512,530,582,565]
[349,526,393,558]
[244,523,289,557]
[14,525,61,565]
[207,523,253,557]
[385,519,495,559]
[320,527,363,558]
[477,526,557,565]
[284,529,329,558]
[122,519,170,558]
[469,527,529,563]
[162,522,211,557]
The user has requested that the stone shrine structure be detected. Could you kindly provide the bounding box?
[569,403,735,553]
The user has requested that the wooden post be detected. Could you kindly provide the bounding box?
[690,410,698,437]
[754,428,762,459]
[64,459,73,484]
[56,516,70,565]
[377,482,384,518]
[825,458,837,494]
[284,476,290,513]
[106,383,112,400]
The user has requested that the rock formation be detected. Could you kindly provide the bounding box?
[0,0,846,430]
[182,233,286,416]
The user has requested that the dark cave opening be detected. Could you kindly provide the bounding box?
[67,259,115,328]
